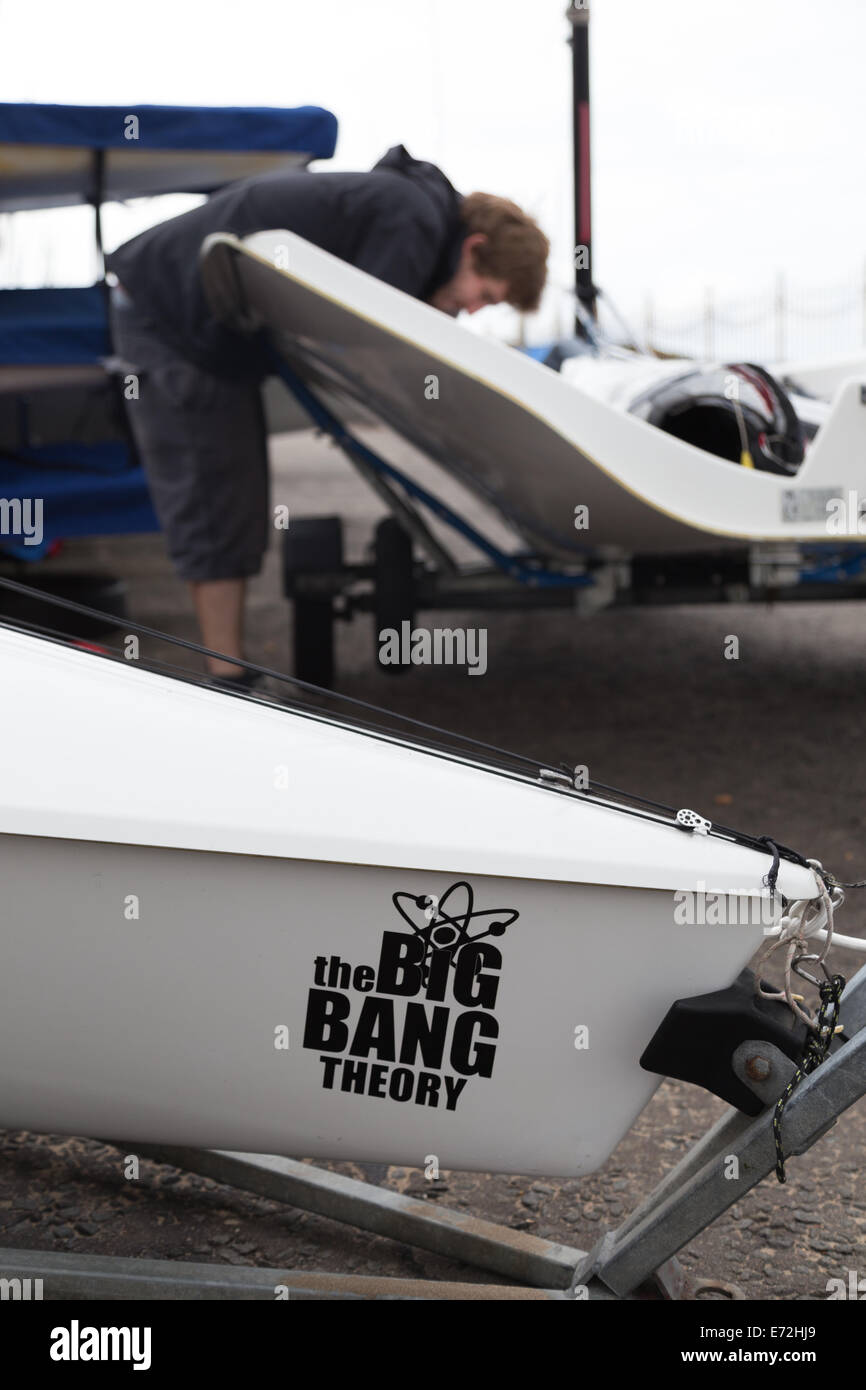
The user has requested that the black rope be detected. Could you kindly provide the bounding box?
[0,619,543,786]
[772,973,846,1183]
[0,574,551,777]
[3,596,682,820]
[757,836,813,907]
[759,837,782,899]
[0,572,858,878]
[0,573,701,819]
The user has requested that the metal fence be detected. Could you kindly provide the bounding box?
[642,270,866,362]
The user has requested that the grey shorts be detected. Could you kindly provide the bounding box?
[109,286,269,583]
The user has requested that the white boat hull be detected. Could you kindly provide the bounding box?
[200,231,866,557]
[0,626,818,1175]
[3,835,773,1176]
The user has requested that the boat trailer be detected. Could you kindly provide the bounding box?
[272,360,866,688]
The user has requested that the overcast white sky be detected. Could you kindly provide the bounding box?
[2,0,865,345]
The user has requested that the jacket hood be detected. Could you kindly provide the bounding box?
[372,144,463,225]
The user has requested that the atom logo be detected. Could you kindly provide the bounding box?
[391,880,518,976]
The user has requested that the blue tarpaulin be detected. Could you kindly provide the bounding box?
[0,102,338,153]
[0,102,339,209]
[0,101,338,554]
[0,101,339,152]
[0,287,110,365]
[0,285,151,559]
[0,448,158,559]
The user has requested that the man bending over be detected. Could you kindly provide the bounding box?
[107,144,549,682]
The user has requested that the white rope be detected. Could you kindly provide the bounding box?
[755,861,845,1030]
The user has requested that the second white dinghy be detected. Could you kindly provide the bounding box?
[0,615,848,1178]
[200,230,866,559]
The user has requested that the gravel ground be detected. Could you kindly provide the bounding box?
[2,425,865,1300]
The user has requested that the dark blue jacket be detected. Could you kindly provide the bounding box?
[106,145,465,376]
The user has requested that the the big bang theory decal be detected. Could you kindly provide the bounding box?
[302,881,519,1109]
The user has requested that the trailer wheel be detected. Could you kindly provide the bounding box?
[374,517,415,674]
[283,517,343,688]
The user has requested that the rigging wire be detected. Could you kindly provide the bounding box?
[0,572,847,877]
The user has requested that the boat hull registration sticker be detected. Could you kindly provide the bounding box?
[302,882,519,1110]
[780,486,843,524]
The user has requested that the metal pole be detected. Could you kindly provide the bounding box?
[91,148,106,279]
[644,292,654,352]
[111,1145,586,1290]
[566,2,596,324]
[0,1247,568,1301]
[704,286,715,359]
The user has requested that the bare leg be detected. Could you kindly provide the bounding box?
[190,579,247,676]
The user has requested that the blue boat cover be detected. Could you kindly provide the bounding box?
[0,103,337,155]
[0,446,159,560]
[0,101,337,548]
[0,103,338,209]
[0,287,110,365]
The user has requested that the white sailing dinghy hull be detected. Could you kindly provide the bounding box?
[200,230,866,559]
[0,627,818,1176]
